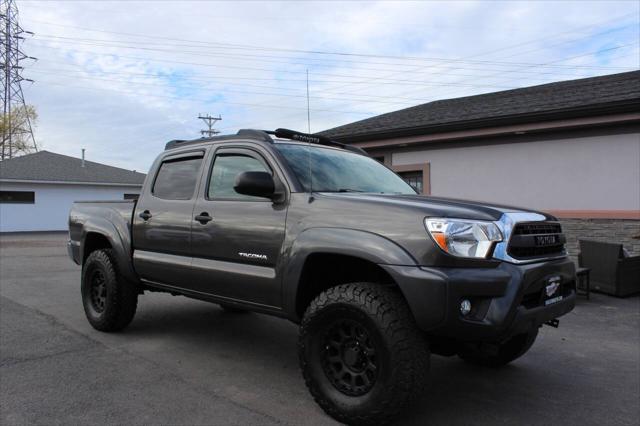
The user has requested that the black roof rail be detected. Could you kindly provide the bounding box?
[164,130,272,150]
[165,128,367,156]
[165,139,187,150]
[236,129,274,143]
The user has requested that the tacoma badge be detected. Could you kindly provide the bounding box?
[239,252,268,261]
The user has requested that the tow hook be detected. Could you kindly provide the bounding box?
[545,318,560,328]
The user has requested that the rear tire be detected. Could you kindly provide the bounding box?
[81,249,138,332]
[458,328,539,367]
[299,283,429,425]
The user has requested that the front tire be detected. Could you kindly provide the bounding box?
[81,249,138,332]
[299,283,429,425]
[458,328,539,367]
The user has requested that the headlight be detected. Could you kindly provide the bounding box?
[425,218,502,259]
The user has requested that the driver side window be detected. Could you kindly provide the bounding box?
[208,154,270,200]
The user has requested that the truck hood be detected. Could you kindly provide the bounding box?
[316,192,555,222]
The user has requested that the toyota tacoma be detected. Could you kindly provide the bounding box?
[68,128,576,425]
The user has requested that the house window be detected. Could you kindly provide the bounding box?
[124,193,139,200]
[373,156,385,163]
[398,171,423,194]
[0,191,35,204]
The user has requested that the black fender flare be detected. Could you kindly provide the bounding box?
[281,227,417,320]
[80,217,137,282]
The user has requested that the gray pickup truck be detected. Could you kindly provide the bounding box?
[68,128,576,425]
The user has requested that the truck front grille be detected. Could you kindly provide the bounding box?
[512,222,562,236]
[507,222,566,260]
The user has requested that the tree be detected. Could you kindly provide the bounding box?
[1,104,38,158]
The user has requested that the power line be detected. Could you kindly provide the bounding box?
[33,33,637,71]
[204,12,640,129]
[30,55,610,82]
[32,80,376,116]
[214,35,639,132]
[388,43,640,103]
[28,40,637,93]
[27,68,529,102]
[1,0,37,160]
[24,12,638,68]
[32,37,637,83]
[21,12,640,139]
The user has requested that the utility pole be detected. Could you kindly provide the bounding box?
[198,113,221,138]
[1,0,37,160]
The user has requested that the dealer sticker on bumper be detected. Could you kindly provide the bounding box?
[544,276,563,305]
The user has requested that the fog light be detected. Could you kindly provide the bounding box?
[460,299,472,316]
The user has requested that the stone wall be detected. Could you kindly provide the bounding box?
[559,218,640,263]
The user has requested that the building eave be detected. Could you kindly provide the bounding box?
[346,111,640,150]
[329,100,640,144]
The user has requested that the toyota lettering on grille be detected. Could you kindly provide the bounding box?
[535,235,558,246]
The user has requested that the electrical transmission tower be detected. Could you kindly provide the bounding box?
[1,0,37,160]
[198,114,221,138]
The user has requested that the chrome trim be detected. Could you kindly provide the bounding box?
[493,212,567,264]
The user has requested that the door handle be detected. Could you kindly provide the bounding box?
[195,212,213,224]
[139,210,152,221]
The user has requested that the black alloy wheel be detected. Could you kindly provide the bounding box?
[321,319,378,397]
[89,269,107,313]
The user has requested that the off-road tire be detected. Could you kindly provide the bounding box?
[299,283,430,425]
[81,249,138,332]
[458,328,539,367]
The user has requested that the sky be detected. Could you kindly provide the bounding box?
[14,0,640,172]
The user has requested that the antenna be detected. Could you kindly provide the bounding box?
[305,70,313,198]
[306,69,311,133]
[198,113,221,138]
[1,0,38,160]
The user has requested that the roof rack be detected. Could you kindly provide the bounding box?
[165,128,367,155]
[271,128,367,155]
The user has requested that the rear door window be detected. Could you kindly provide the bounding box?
[153,155,203,200]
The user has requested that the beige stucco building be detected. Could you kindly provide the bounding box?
[322,71,640,258]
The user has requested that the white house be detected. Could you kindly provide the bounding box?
[0,151,146,232]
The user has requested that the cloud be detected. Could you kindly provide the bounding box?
[15,0,640,171]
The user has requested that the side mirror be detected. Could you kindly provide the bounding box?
[234,171,276,199]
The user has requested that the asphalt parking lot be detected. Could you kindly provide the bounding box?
[1,232,638,425]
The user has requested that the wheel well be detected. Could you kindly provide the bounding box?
[295,253,397,318]
[83,233,112,263]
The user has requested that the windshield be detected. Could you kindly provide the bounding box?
[275,143,416,194]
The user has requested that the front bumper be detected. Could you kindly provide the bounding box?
[383,257,576,342]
